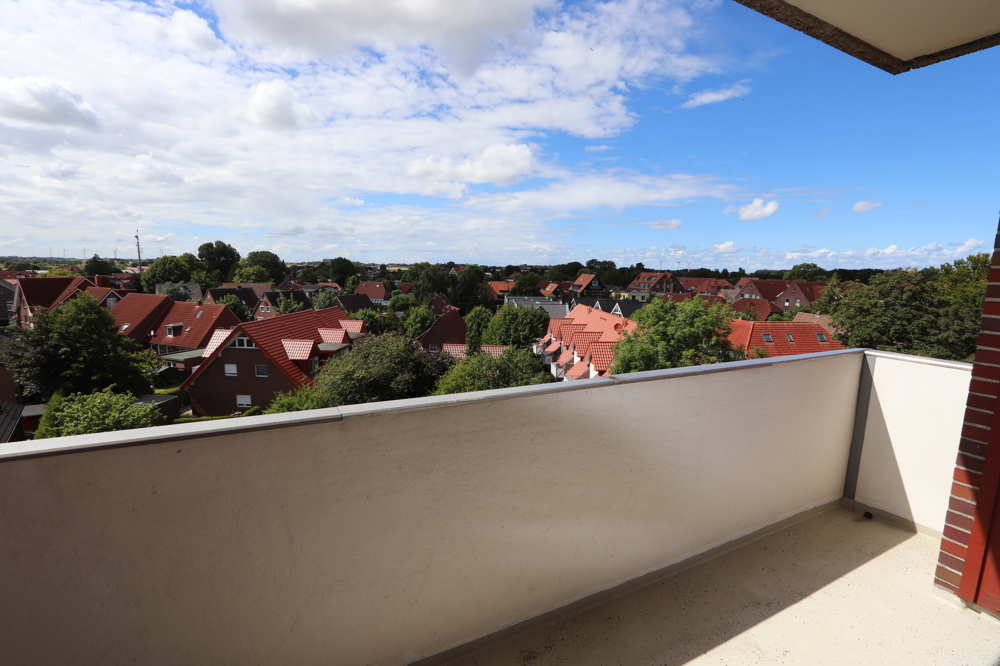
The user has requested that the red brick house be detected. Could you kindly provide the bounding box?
[355,282,390,305]
[181,307,356,416]
[488,281,514,301]
[536,305,637,380]
[731,297,782,321]
[254,290,313,320]
[624,272,683,296]
[111,294,242,356]
[678,277,733,295]
[335,293,375,313]
[427,294,458,316]
[727,320,845,357]
[734,279,827,313]
[417,309,466,352]
[567,273,602,298]
[11,276,123,327]
[205,286,261,312]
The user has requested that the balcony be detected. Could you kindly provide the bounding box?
[1,348,997,664]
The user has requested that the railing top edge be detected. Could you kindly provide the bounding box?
[862,349,972,371]
[0,348,864,462]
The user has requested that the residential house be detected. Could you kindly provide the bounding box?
[537,304,637,380]
[0,280,15,323]
[488,281,514,301]
[570,296,644,319]
[727,320,845,358]
[774,281,827,312]
[0,270,38,280]
[566,273,602,299]
[624,272,683,298]
[11,276,111,327]
[219,283,273,300]
[105,273,140,291]
[110,294,175,347]
[398,282,415,295]
[354,282,390,306]
[539,281,574,300]
[448,266,465,277]
[427,294,458,316]
[254,290,313,320]
[418,309,466,353]
[678,277,733,295]
[733,278,789,302]
[731,297,782,321]
[181,307,356,416]
[155,283,204,301]
[204,286,260,313]
[335,293,375,313]
[440,344,509,361]
[504,296,570,318]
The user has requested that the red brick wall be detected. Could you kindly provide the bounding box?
[937,224,1000,597]
[188,346,298,416]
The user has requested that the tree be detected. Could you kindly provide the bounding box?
[404,262,450,297]
[350,308,401,336]
[482,304,549,347]
[464,305,493,354]
[450,264,489,313]
[7,260,32,271]
[216,294,250,322]
[783,263,829,281]
[830,269,977,361]
[83,254,115,275]
[546,262,584,281]
[6,294,151,400]
[189,268,222,294]
[403,307,435,338]
[344,275,360,294]
[163,282,193,301]
[312,289,340,310]
[141,256,190,293]
[807,278,855,315]
[197,241,241,280]
[232,265,272,284]
[511,271,544,296]
[434,347,552,395]
[611,297,740,374]
[34,388,162,439]
[177,252,207,275]
[267,333,455,411]
[388,293,415,312]
[325,257,360,286]
[934,252,989,316]
[275,294,305,315]
[239,251,286,284]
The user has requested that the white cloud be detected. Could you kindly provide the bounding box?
[951,238,985,255]
[0,76,99,128]
[247,79,312,130]
[650,219,682,229]
[813,207,831,220]
[852,200,882,212]
[167,10,224,53]
[681,80,750,109]
[724,198,779,221]
[407,143,534,185]
[712,241,740,253]
[585,145,613,152]
[132,153,184,186]
[801,243,816,248]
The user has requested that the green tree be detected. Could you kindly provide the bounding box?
[511,271,544,296]
[83,254,115,275]
[141,255,190,293]
[177,252,207,275]
[312,289,340,310]
[831,269,977,361]
[163,282,193,301]
[546,262,584,281]
[239,250,286,284]
[807,278,855,315]
[403,306,435,338]
[34,388,162,439]
[216,294,251,322]
[464,305,493,354]
[434,347,552,395]
[934,252,989,316]
[232,265,272,284]
[450,264,489,313]
[7,260,33,271]
[266,333,455,410]
[344,275,360,294]
[482,304,549,347]
[197,241,241,280]
[783,263,829,281]
[189,268,222,294]
[403,262,450,297]
[388,293,415,312]
[611,297,740,374]
[275,294,305,315]
[350,308,401,336]
[325,257,360,286]
[6,295,151,400]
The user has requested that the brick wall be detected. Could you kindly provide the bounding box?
[936,222,1000,597]
[188,346,298,416]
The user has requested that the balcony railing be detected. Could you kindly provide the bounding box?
[0,349,979,664]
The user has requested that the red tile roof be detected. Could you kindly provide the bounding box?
[440,344,509,361]
[731,298,782,320]
[569,273,598,293]
[568,331,603,355]
[555,349,575,366]
[565,361,590,380]
[679,277,732,293]
[281,339,319,360]
[318,328,351,344]
[149,301,243,350]
[418,309,467,347]
[340,319,367,335]
[584,341,615,373]
[16,276,95,310]
[735,279,789,302]
[184,307,352,389]
[792,312,836,334]
[544,317,573,338]
[544,339,562,354]
[111,293,174,342]
[563,305,637,341]
[355,281,389,301]
[727,320,845,357]
[203,329,232,357]
[428,294,457,316]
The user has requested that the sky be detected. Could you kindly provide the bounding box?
[1,0,998,270]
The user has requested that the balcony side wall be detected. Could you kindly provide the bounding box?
[0,353,861,666]
[851,351,970,535]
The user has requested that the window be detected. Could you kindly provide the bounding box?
[196,311,203,318]
[795,298,801,306]
[165,361,176,368]
[119,323,130,331]
[310,357,319,375]
[165,324,181,337]
[260,305,266,312]
[428,344,440,352]
[236,395,251,408]
[255,365,268,377]
[785,333,795,342]
[234,337,257,348]
[762,333,774,343]
[784,299,790,306]
[224,364,238,377]
[817,333,828,342]
[107,297,117,307]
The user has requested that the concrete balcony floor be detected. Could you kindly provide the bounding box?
[438,508,1000,666]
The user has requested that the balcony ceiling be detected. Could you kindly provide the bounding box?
[735,0,1000,74]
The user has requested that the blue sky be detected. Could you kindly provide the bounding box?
[1,0,997,269]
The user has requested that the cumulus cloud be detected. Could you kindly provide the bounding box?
[132,153,184,186]
[0,76,99,128]
[681,80,750,109]
[950,238,985,255]
[167,10,224,52]
[724,198,779,221]
[407,143,534,185]
[813,207,831,220]
[712,241,740,253]
[650,219,682,229]
[585,145,613,152]
[247,79,312,130]
[852,200,882,212]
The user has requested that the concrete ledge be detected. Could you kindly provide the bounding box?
[842,498,944,539]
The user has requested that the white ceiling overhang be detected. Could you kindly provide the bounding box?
[734,0,1000,74]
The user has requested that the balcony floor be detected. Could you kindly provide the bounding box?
[439,508,1000,666]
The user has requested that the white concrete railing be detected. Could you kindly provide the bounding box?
[0,349,966,665]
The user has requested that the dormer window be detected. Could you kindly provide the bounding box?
[786,333,795,342]
[165,323,182,337]
[196,311,204,318]
[119,323,130,331]
[817,333,828,342]
[234,337,257,348]
[762,333,774,343]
